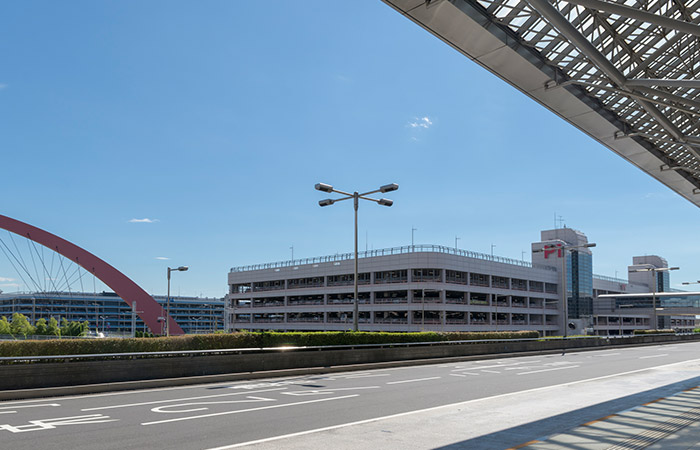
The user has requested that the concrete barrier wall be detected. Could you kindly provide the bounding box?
[2,334,698,392]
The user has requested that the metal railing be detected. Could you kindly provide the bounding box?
[6,334,679,364]
[230,244,558,273]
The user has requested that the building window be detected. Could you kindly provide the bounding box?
[470,273,489,287]
[492,276,509,289]
[545,283,558,294]
[512,278,527,291]
[287,277,324,289]
[231,283,251,294]
[327,273,370,286]
[445,270,468,285]
[252,280,284,292]
[412,269,442,282]
[529,281,544,292]
[374,270,408,284]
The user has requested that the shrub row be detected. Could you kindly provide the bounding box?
[633,329,675,335]
[0,330,539,357]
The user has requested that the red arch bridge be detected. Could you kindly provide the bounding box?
[0,214,184,335]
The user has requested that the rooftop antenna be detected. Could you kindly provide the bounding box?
[412,226,417,246]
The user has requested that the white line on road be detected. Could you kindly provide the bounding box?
[386,377,441,385]
[481,370,500,374]
[0,404,60,414]
[517,365,580,375]
[640,354,669,359]
[282,386,380,396]
[205,357,700,450]
[151,396,275,414]
[590,353,620,357]
[141,394,359,426]
[81,388,287,411]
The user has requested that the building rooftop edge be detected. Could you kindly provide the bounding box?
[229,244,558,274]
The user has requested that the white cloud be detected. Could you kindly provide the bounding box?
[408,116,433,129]
[155,257,170,260]
[0,283,20,288]
[129,218,159,223]
[0,277,14,283]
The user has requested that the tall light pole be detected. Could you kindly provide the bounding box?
[316,182,398,332]
[166,266,188,336]
[630,266,678,330]
[534,242,596,338]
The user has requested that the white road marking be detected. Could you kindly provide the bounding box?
[481,370,500,374]
[517,365,580,375]
[386,377,441,385]
[151,396,274,414]
[205,357,700,450]
[449,374,467,378]
[454,361,534,372]
[640,354,668,359]
[141,394,359,426]
[0,404,60,414]
[0,414,117,434]
[81,388,286,411]
[590,353,620,357]
[342,374,391,379]
[282,386,380,396]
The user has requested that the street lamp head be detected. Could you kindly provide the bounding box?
[177,266,188,272]
[319,199,335,207]
[315,183,334,193]
[378,198,393,207]
[379,183,399,193]
[669,267,680,271]
[582,243,596,248]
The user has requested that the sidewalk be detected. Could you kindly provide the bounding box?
[516,386,700,450]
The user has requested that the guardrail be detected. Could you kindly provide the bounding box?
[1,333,698,398]
[0,334,667,365]
[230,244,558,273]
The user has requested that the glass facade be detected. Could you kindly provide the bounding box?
[567,250,593,318]
[658,271,670,292]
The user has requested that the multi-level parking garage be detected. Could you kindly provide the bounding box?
[226,228,693,335]
[227,244,564,335]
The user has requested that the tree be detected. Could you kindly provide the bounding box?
[47,317,60,336]
[34,318,48,335]
[0,316,10,335]
[10,313,34,337]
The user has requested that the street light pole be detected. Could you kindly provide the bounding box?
[166,266,188,337]
[316,182,398,332]
[354,192,359,332]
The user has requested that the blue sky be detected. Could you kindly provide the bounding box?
[1,1,699,298]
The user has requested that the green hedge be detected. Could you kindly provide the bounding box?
[0,330,539,357]
[633,329,675,335]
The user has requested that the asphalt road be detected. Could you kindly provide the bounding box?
[2,342,700,449]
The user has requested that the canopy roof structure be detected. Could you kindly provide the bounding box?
[384,0,700,206]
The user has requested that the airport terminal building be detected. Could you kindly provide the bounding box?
[226,228,685,335]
